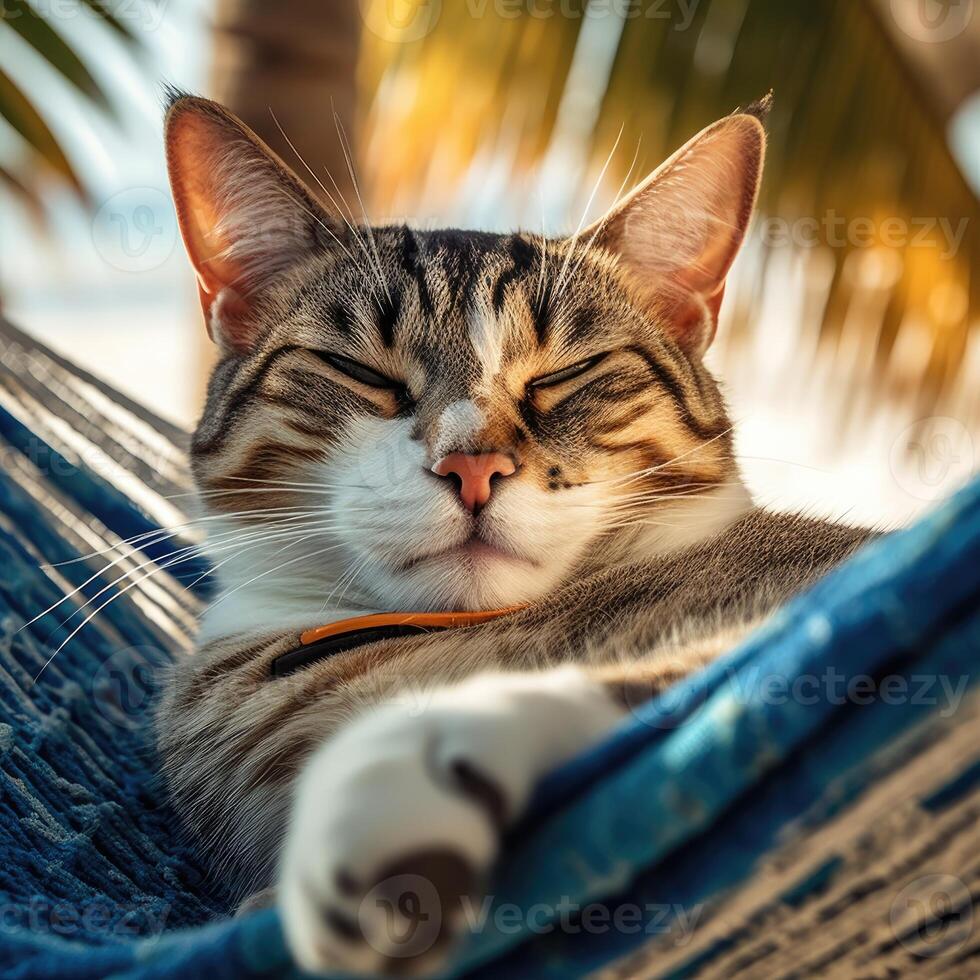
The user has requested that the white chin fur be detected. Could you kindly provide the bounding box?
[196,415,753,641]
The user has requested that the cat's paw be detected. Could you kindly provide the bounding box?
[278,668,622,977]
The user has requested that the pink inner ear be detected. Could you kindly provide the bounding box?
[167,110,265,351]
[593,113,765,357]
[664,283,727,357]
[167,111,244,299]
[165,96,338,350]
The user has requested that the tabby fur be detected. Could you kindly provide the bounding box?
[157,91,871,976]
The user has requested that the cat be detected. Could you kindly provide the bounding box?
[157,90,871,977]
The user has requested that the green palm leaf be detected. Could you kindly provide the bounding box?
[0,65,84,195]
[4,0,114,110]
[0,0,143,211]
[79,0,139,41]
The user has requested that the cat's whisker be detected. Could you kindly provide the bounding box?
[332,106,392,308]
[33,516,350,679]
[26,517,272,630]
[40,513,330,637]
[170,487,338,501]
[320,198,389,311]
[616,489,742,511]
[597,520,676,533]
[598,515,713,534]
[43,506,322,568]
[316,135,392,308]
[535,206,548,312]
[607,492,745,519]
[554,124,624,301]
[177,479,376,499]
[276,183,363,273]
[39,523,194,577]
[269,108,383,292]
[25,536,196,634]
[604,497,752,518]
[268,111,386,305]
[561,135,643,293]
[193,522,338,595]
[606,485,746,506]
[204,539,351,617]
[551,481,727,509]
[598,427,736,488]
[322,550,375,612]
[209,474,366,490]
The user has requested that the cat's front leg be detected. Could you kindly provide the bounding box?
[278,667,625,977]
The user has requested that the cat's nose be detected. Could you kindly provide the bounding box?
[431,452,517,514]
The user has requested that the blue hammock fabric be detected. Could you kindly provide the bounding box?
[1,320,978,979]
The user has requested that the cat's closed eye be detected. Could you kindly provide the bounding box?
[529,353,608,390]
[313,351,403,391]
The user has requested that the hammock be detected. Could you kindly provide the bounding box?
[2,315,979,979]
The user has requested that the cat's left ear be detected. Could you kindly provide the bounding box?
[164,92,345,352]
[588,97,770,358]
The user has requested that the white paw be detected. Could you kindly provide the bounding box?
[278,668,622,977]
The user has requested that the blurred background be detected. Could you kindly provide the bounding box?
[1,0,978,527]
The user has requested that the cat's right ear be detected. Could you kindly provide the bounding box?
[164,93,343,352]
[586,98,770,359]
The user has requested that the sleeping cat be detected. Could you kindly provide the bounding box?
[158,91,870,976]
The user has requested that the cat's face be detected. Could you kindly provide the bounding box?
[166,95,765,623]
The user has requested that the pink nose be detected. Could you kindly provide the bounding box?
[431,452,516,513]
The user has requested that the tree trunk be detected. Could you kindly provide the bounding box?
[210,0,361,211]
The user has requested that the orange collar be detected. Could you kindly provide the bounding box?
[271,607,524,678]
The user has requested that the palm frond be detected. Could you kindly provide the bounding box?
[4,0,114,110]
[79,0,141,41]
[0,0,142,212]
[0,66,85,195]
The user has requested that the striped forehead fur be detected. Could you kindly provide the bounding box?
[192,225,732,465]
